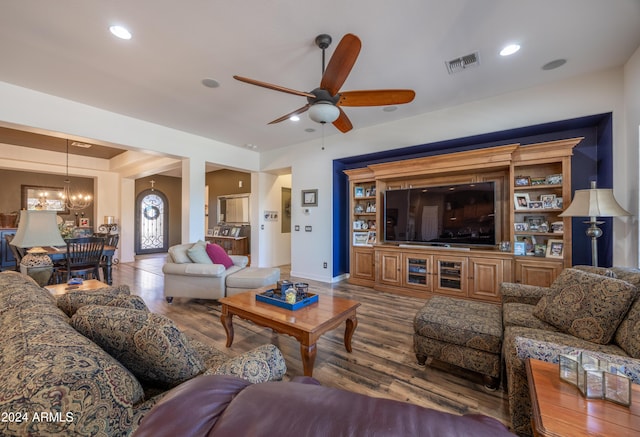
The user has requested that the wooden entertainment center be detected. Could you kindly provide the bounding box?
[345,137,582,302]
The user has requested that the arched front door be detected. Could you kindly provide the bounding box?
[135,189,169,254]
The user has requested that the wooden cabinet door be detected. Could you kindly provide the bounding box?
[515,259,563,287]
[402,253,432,292]
[433,256,467,296]
[377,250,402,287]
[351,247,375,283]
[469,257,504,302]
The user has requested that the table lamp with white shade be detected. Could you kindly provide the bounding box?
[560,181,631,267]
[11,210,66,286]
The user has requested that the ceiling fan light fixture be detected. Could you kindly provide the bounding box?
[308,103,339,124]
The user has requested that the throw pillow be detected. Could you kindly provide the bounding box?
[187,240,213,264]
[168,244,192,264]
[533,268,637,344]
[206,243,234,269]
[56,285,132,316]
[614,297,640,358]
[105,294,149,312]
[71,305,206,387]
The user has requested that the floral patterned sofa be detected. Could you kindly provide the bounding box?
[0,271,286,436]
[501,266,640,436]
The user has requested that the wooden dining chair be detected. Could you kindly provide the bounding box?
[92,232,119,278]
[57,236,105,283]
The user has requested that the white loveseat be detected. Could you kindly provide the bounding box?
[162,242,280,302]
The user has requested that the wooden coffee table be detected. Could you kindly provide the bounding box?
[219,288,360,377]
[526,358,640,436]
[44,279,107,295]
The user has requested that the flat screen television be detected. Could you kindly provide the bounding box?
[384,181,496,247]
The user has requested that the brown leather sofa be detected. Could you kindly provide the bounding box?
[134,374,514,436]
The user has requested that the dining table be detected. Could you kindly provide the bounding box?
[43,245,117,285]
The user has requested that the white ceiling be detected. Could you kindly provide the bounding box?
[1,1,639,153]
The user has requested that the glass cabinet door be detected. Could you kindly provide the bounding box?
[433,257,467,295]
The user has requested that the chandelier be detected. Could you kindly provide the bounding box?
[61,140,92,211]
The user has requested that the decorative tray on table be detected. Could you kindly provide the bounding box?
[256,289,319,310]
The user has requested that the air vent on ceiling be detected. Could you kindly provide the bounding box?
[445,51,480,74]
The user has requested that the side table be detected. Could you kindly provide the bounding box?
[526,358,640,436]
[45,279,107,296]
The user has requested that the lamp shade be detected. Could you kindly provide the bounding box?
[308,102,340,124]
[12,210,66,248]
[560,182,631,218]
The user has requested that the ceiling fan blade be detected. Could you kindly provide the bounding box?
[268,104,311,124]
[338,90,416,107]
[233,75,316,98]
[320,34,361,96]
[333,107,353,133]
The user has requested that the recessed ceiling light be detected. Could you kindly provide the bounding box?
[70,141,92,149]
[290,115,300,122]
[500,44,520,56]
[305,128,316,133]
[109,25,132,40]
[542,59,567,71]
[201,78,220,88]
[383,106,397,112]
[244,143,257,149]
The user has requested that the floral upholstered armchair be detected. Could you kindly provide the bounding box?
[501,266,640,436]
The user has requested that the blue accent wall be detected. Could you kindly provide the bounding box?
[332,113,614,276]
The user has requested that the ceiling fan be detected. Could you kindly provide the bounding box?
[233,33,416,133]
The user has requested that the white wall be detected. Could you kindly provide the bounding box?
[249,172,292,268]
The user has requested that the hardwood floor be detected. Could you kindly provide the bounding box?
[112,255,510,429]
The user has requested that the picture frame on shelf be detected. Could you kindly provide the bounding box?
[513,241,526,256]
[554,197,563,209]
[516,235,536,254]
[530,177,547,186]
[230,227,241,237]
[515,176,531,187]
[79,218,90,227]
[302,189,318,207]
[546,174,563,185]
[539,194,556,209]
[213,226,221,236]
[528,201,543,209]
[367,231,376,244]
[514,193,530,210]
[353,231,370,246]
[546,239,564,258]
[551,221,564,233]
[534,244,547,257]
[206,228,214,237]
[524,215,546,231]
[514,222,529,232]
[354,186,365,198]
[353,220,363,230]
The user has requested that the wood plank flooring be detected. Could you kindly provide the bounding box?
[111,255,510,429]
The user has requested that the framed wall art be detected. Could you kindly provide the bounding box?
[302,189,318,207]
